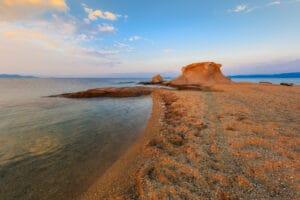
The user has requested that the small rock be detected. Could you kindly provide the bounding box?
[280,83,294,86]
[259,81,272,85]
[151,74,164,83]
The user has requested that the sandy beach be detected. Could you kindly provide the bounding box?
[74,83,300,199]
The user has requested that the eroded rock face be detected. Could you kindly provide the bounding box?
[151,74,164,83]
[169,62,231,86]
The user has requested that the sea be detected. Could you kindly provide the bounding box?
[0,78,152,200]
[231,77,300,85]
[0,77,299,200]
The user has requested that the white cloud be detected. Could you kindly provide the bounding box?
[229,4,258,13]
[230,0,300,14]
[233,4,248,12]
[82,48,119,56]
[129,36,141,41]
[267,1,281,6]
[114,41,134,53]
[98,24,115,33]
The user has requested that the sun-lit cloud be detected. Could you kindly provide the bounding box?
[1,0,67,8]
[0,0,68,20]
[0,15,121,59]
[0,20,77,50]
[0,18,123,76]
[82,4,119,24]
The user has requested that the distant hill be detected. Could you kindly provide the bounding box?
[0,74,36,78]
[229,72,300,78]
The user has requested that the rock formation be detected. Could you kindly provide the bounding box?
[151,74,164,83]
[280,83,294,86]
[50,87,155,98]
[169,62,231,86]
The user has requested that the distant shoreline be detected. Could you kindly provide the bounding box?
[229,72,300,78]
[0,74,36,78]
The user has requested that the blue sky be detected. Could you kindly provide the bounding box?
[0,0,299,77]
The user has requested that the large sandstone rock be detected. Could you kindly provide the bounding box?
[169,62,231,86]
[151,74,164,83]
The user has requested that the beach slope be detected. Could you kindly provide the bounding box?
[78,83,299,199]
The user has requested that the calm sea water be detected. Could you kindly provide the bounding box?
[231,77,300,85]
[0,78,152,200]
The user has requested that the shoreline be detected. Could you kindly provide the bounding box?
[75,83,300,199]
[79,89,167,199]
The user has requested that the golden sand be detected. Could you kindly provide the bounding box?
[79,83,300,199]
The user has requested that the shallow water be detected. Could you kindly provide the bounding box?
[0,78,152,200]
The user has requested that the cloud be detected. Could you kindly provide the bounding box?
[267,1,281,6]
[233,4,248,12]
[228,4,257,13]
[0,1,132,76]
[0,17,119,58]
[114,41,134,53]
[0,0,68,20]
[129,36,141,41]
[0,20,123,76]
[81,48,119,56]
[98,24,115,33]
[0,20,77,51]
[127,36,154,44]
[1,0,67,9]
[229,0,300,14]
[0,35,121,77]
[82,4,119,22]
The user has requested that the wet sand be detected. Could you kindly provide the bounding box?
[78,83,299,199]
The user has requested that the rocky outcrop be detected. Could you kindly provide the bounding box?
[50,87,155,98]
[151,74,164,83]
[259,82,272,85]
[280,83,294,86]
[169,62,231,86]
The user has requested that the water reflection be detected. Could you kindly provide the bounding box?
[0,79,152,200]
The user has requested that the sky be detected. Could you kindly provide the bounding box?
[0,0,300,77]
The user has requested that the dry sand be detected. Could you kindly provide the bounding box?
[79,83,300,200]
